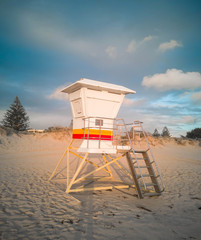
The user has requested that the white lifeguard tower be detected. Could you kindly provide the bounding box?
[49,78,164,198]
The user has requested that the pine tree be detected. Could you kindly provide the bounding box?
[152,128,160,137]
[161,126,170,137]
[2,96,30,131]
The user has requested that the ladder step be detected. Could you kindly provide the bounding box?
[134,158,149,160]
[131,158,149,162]
[137,174,153,179]
[142,183,156,187]
[145,183,156,187]
[149,161,154,164]
[134,149,149,153]
[134,166,149,168]
[143,192,161,197]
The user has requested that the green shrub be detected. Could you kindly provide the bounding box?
[186,128,201,139]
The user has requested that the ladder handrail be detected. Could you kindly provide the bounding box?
[138,122,165,191]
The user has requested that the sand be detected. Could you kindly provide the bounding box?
[0,131,201,240]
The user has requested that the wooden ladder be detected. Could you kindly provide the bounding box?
[117,119,165,199]
[126,149,162,198]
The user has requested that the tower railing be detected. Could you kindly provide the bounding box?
[115,119,165,192]
[81,117,165,192]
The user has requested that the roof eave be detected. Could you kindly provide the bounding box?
[61,79,136,95]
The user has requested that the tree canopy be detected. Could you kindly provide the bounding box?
[161,126,170,137]
[2,96,30,131]
[186,128,201,139]
[152,128,160,137]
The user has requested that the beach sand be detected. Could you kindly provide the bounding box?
[0,131,201,240]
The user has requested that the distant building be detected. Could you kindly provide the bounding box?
[27,129,44,133]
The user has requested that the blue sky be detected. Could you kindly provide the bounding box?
[0,0,201,136]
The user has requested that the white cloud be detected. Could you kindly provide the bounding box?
[154,103,180,109]
[164,115,195,125]
[142,69,201,91]
[126,35,153,54]
[105,46,117,59]
[141,35,153,43]
[123,98,146,107]
[158,40,182,52]
[123,98,134,106]
[192,91,201,102]
[126,40,138,53]
[180,116,195,124]
[47,85,69,101]
[28,110,72,129]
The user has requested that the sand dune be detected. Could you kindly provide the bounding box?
[0,132,201,240]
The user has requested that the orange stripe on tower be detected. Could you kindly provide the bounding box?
[72,129,113,141]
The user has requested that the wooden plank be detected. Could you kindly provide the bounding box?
[102,154,113,177]
[143,152,161,193]
[73,154,125,185]
[143,192,161,197]
[134,166,149,168]
[66,152,89,193]
[69,184,132,193]
[85,159,110,174]
[133,149,149,153]
[117,149,129,153]
[126,152,143,199]
[137,174,153,178]
[67,149,70,187]
[48,139,73,181]
[70,150,110,174]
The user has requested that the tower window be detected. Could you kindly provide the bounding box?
[95,119,103,126]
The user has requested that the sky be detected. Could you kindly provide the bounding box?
[0,0,201,136]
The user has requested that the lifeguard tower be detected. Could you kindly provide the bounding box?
[49,78,165,198]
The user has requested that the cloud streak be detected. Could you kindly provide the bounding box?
[126,35,153,54]
[192,91,201,103]
[47,85,69,101]
[180,115,195,124]
[158,40,182,52]
[126,40,138,54]
[142,69,201,91]
[105,46,117,59]
[16,11,99,58]
[123,97,146,107]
